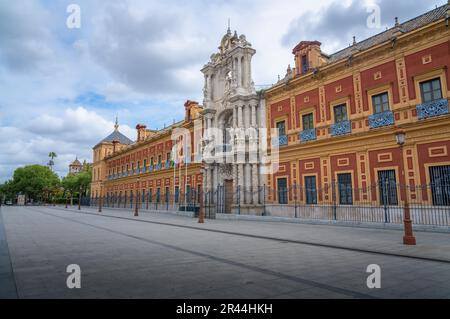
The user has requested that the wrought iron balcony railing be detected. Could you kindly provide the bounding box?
[368,111,395,129]
[299,128,317,142]
[279,135,288,146]
[331,120,352,136]
[416,99,449,120]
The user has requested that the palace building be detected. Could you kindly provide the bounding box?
[91,3,450,221]
[91,102,204,211]
[264,3,450,217]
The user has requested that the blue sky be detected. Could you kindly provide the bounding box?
[0,0,444,182]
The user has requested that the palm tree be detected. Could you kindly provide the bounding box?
[48,152,57,171]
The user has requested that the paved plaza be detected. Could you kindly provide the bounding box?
[0,205,450,299]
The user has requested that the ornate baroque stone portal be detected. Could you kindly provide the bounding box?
[201,27,266,215]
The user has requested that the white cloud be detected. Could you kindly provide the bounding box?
[0,0,443,182]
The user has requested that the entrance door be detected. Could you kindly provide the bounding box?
[224,180,233,214]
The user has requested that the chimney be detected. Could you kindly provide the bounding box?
[292,41,327,76]
[136,124,147,142]
[112,140,119,154]
[184,100,200,122]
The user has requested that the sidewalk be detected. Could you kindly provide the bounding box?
[56,206,450,263]
[0,208,18,298]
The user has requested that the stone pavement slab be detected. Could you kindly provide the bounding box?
[0,208,18,299]
[1,206,449,299]
[62,206,450,262]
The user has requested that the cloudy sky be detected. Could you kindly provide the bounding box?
[0,0,444,181]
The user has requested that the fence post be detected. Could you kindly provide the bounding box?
[207,191,210,219]
[383,180,389,223]
[216,186,219,215]
[237,186,241,215]
[294,183,298,218]
[332,181,337,220]
[263,184,266,216]
[167,190,169,211]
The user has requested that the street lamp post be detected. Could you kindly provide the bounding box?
[98,181,103,213]
[395,129,416,246]
[78,185,82,211]
[198,166,205,224]
[198,168,205,224]
[135,177,140,217]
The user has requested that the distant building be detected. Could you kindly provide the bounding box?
[69,157,91,175]
[90,105,203,204]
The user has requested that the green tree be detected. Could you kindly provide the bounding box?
[10,165,60,203]
[61,165,92,204]
[48,152,57,171]
[61,174,78,205]
[0,180,15,203]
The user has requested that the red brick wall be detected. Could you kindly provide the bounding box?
[405,42,450,100]
[270,98,292,129]
[295,88,321,128]
[330,153,360,201]
[360,61,400,109]
[325,76,355,118]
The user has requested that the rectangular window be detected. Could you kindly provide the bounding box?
[302,113,314,130]
[167,152,171,161]
[420,78,442,103]
[276,121,286,136]
[334,104,348,123]
[149,189,153,203]
[150,157,154,166]
[301,55,308,74]
[197,184,201,203]
[372,92,390,114]
[143,159,147,168]
[305,176,317,205]
[165,187,169,203]
[186,185,192,203]
[338,173,353,205]
[378,170,398,206]
[156,188,161,203]
[430,165,450,206]
[277,178,288,204]
[174,186,179,203]
[158,155,162,165]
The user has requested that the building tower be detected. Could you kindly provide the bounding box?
[69,157,82,175]
[91,118,133,200]
[201,27,266,215]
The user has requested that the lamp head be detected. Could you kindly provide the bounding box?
[395,129,406,146]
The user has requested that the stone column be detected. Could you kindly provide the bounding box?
[237,56,241,88]
[204,165,210,193]
[247,56,252,88]
[245,163,251,204]
[252,163,259,204]
[251,103,257,128]
[213,165,219,192]
[232,164,238,204]
[238,164,244,204]
[238,105,244,128]
[233,106,237,128]
[243,104,249,129]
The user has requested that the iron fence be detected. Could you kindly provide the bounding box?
[85,182,450,227]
